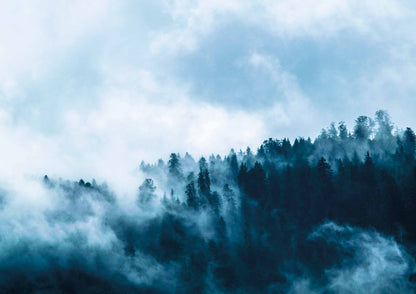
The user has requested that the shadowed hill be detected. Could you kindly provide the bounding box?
[0,110,415,293]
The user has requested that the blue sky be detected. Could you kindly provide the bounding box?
[0,0,415,189]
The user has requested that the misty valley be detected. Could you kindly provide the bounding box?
[2,110,416,293]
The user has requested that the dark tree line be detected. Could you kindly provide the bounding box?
[135,111,416,292]
[142,111,416,238]
[3,110,416,293]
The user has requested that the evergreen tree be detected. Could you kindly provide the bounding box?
[354,116,374,141]
[223,184,236,209]
[186,181,198,209]
[403,127,416,161]
[338,121,348,140]
[168,153,184,180]
[198,157,211,195]
[244,162,267,202]
[138,178,156,205]
[228,149,239,180]
[315,157,333,220]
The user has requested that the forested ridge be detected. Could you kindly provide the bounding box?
[3,110,416,293]
[141,110,416,241]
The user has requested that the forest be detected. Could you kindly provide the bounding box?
[2,110,416,293]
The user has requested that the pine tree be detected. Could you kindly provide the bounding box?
[198,157,211,195]
[186,181,198,209]
[168,153,183,180]
[138,178,156,205]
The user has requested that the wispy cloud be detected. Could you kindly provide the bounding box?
[0,0,415,182]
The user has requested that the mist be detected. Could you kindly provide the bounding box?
[0,111,414,293]
[3,1,416,292]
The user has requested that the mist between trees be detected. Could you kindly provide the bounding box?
[1,110,416,293]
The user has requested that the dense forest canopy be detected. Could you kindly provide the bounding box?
[2,110,416,293]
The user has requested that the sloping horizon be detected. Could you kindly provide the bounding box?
[1,0,416,186]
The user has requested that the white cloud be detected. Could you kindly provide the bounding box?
[0,63,267,196]
[306,222,415,294]
[152,0,411,55]
[0,0,415,191]
[60,68,267,172]
[244,52,321,137]
[0,0,116,100]
[255,0,407,37]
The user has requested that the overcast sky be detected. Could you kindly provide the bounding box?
[1,0,416,189]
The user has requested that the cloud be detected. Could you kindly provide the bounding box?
[293,222,416,294]
[0,0,115,98]
[0,64,268,197]
[1,2,416,292]
[152,0,409,55]
[60,67,267,171]
[0,0,415,186]
[151,0,416,130]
